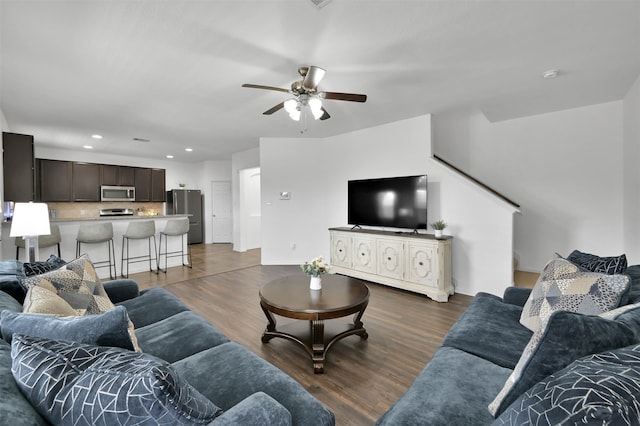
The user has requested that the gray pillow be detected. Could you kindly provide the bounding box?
[1,305,135,351]
[11,335,222,426]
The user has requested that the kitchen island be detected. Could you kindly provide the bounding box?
[1,214,191,278]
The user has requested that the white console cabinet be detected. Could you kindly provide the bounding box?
[329,227,453,302]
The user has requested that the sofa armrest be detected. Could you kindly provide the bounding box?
[209,392,292,426]
[102,279,140,303]
[503,287,532,307]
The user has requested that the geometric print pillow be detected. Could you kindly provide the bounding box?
[520,257,630,333]
[11,335,222,426]
[21,255,113,316]
[566,249,628,275]
[493,343,640,425]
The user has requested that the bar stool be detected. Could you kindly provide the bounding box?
[15,224,62,261]
[121,220,157,278]
[157,218,192,273]
[76,222,116,279]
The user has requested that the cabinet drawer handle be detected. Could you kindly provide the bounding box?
[338,249,343,253]
[361,253,365,256]
[419,262,424,266]
[387,257,392,261]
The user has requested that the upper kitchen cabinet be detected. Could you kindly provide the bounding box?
[3,132,35,202]
[38,159,72,202]
[151,168,166,202]
[72,162,101,201]
[134,167,152,201]
[100,165,135,186]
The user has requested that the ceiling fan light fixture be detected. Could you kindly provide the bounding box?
[284,99,298,114]
[308,97,323,120]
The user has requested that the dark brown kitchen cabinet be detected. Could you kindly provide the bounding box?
[2,132,35,202]
[134,167,152,201]
[100,165,135,186]
[38,159,72,202]
[72,162,101,201]
[151,168,166,202]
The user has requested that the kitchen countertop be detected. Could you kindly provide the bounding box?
[49,214,190,223]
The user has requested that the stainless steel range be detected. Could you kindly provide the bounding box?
[99,208,135,217]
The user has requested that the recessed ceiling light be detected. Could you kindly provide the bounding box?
[542,69,559,79]
[83,145,93,149]
[185,148,193,152]
[166,155,174,159]
[91,134,102,139]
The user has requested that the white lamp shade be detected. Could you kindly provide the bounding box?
[284,99,298,114]
[10,202,51,237]
[308,98,323,120]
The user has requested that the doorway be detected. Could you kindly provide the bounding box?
[238,167,261,251]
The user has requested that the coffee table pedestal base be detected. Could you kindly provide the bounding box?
[261,305,368,374]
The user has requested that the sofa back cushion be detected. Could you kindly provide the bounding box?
[11,334,222,425]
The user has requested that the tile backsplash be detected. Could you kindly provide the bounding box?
[47,202,165,219]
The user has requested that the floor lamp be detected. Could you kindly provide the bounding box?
[10,202,51,263]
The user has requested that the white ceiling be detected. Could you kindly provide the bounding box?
[1,0,639,162]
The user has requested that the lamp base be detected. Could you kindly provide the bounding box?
[24,236,40,263]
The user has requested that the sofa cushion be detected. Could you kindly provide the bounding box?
[11,334,222,425]
[625,264,640,304]
[520,257,629,333]
[0,340,47,425]
[566,249,627,274]
[135,310,229,362]
[172,342,335,426]
[489,310,637,416]
[118,286,191,327]
[1,305,136,350]
[442,292,533,369]
[376,346,511,426]
[0,288,25,315]
[493,343,640,425]
[21,254,66,278]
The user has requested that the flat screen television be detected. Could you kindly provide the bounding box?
[348,175,428,230]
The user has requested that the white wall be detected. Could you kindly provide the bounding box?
[623,75,640,261]
[260,114,518,297]
[433,101,625,272]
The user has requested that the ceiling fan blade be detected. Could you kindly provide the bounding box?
[302,66,326,91]
[321,91,367,102]
[242,83,290,93]
[263,102,285,115]
[319,107,331,121]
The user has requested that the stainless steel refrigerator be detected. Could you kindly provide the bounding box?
[166,189,203,244]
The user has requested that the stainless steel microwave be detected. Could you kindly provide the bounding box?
[101,185,135,202]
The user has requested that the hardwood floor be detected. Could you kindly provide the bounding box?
[127,243,474,426]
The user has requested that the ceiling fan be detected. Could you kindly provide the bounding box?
[242,66,367,121]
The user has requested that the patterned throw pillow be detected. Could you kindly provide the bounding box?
[566,249,627,274]
[21,255,67,278]
[493,344,640,425]
[11,335,222,426]
[520,257,630,333]
[21,255,112,315]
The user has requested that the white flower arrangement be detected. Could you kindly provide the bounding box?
[300,256,330,277]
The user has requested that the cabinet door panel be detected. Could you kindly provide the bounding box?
[406,242,437,287]
[3,132,34,202]
[73,162,101,201]
[134,167,152,201]
[377,239,404,280]
[151,169,166,201]
[352,237,376,273]
[330,233,351,268]
[39,159,72,202]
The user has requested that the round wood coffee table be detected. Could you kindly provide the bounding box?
[259,274,369,373]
